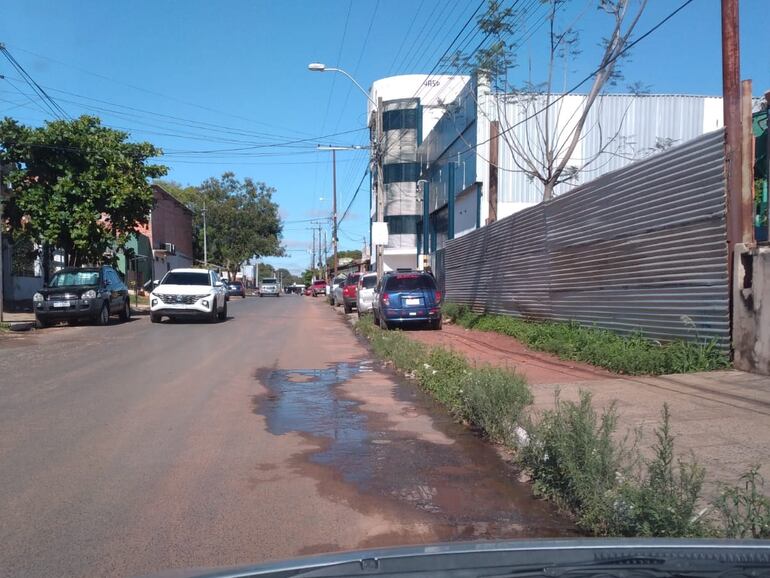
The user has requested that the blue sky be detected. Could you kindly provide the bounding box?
[1,0,768,274]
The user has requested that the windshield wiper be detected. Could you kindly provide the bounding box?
[486,555,770,578]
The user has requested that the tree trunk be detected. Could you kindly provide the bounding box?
[543,181,555,202]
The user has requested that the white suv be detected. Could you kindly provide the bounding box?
[258,277,280,297]
[149,268,227,323]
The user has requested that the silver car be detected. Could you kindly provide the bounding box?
[356,272,378,316]
[259,277,280,297]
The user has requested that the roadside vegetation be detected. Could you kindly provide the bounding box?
[442,303,730,375]
[355,315,768,539]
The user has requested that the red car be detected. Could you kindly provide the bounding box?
[341,272,362,313]
[311,279,327,297]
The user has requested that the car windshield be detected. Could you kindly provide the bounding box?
[385,275,436,292]
[161,272,211,286]
[49,271,99,287]
[6,4,766,577]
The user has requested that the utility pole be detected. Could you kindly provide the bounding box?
[202,199,208,267]
[322,228,328,279]
[375,96,385,281]
[722,0,742,252]
[317,145,366,278]
[311,227,316,279]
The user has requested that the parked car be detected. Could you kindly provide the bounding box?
[356,272,378,317]
[310,279,327,297]
[149,268,227,323]
[330,275,346,306]
[373,270,442,330]
[259,277,280,297]
[226,280,246,298]
[341,272,362,314]
[33,265,131,328]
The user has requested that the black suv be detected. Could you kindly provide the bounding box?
[33,265,131,328]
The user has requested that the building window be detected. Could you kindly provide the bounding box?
[383,108,418,131]
[385,215,420,235]
[383,162,420,184]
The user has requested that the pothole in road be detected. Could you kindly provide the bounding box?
[253,362,576,540]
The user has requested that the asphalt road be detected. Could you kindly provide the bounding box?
[0,295,570,578]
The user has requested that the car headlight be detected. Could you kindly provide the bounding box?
[33,292,44,302]
[82,289,97,299]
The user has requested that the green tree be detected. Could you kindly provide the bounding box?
[446,0,647,201]
[0,115,167,270]
[167,173,283,276]
[326,249,362,267]
[258,263,275,280]
[275,267,295,285]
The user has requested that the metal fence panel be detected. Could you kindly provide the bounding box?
[444,129,729,347]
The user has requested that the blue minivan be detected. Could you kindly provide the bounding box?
[373,271,442,330]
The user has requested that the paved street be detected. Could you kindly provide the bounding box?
[0,296,570,578]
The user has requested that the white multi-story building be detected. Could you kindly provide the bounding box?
[367,74,469,272]
[369,73,725,269]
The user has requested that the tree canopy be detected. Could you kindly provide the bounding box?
[0,115,167,268]
[160,173,283,277]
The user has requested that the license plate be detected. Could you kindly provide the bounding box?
[409,311,417,316]
[52,301,70,308]
[405,298,421,306]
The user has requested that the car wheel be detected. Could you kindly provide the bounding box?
[431,318,442,330]
[119,299,131,322]
[96,303,109,326]
[259,293,263,298]
[150,313,161,324]
[380,316,389,330]
[218,300,227,321]
[242,294,246,299]
[35,317,49,329]
[373,311,380,326]
[344,302,352,314]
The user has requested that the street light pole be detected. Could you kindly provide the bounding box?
[375,96,385,281]
[308,63,385,280]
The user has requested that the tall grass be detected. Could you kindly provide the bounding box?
[442,303,730,375]
[356,315,766,539]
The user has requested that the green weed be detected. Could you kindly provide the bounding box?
[714,466,770,539]
[443,304,730,375]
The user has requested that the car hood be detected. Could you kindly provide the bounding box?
[139,539,770,578]
[152,284,215,295]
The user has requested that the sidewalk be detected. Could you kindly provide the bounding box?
[406,323,770,498]
[0,310,35,331]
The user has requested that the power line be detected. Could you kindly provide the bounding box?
[0,44,68,119]
[467,0,697,153]
[338,168,369,226]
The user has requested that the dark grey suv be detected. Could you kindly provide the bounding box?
[32,265,131,328]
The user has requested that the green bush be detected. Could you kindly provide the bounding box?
[356,316,532,445]
[714,466,770,539]
[612,404,708,537]
[443,304,730,375]
[461,367,532,445]
[519,391,627,535]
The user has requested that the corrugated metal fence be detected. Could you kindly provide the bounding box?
[445,129,730,347]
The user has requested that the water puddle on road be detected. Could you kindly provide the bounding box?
[254,362,576,540]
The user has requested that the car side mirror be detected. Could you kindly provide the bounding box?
[215,282,223,288]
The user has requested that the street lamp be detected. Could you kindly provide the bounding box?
[308,62,385,280]
[307,63,377,107]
